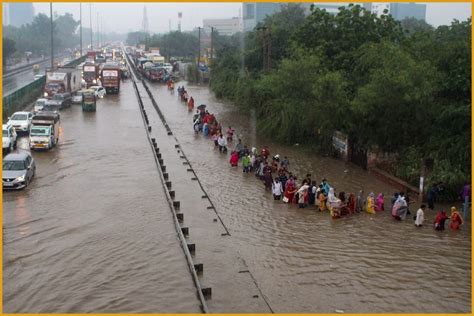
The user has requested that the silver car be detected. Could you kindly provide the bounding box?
[3,152,36,190]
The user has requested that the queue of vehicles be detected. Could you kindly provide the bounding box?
[3,45,126,190]
[128,47,178,83]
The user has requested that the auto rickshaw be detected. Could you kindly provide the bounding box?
[81,89,96,112]
[33,64,40,74]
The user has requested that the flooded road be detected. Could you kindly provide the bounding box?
[148,82,471,313]
[3,72,470,313]
[3,80,202,313]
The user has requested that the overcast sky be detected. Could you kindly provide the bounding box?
[31,2,472,34]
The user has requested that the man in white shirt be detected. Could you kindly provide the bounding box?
[217,134,227,153]
[272,178,283,200]
[415,204,426,227]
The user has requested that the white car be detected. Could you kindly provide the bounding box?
[2,124,17,153]
[8,111,33,133]
[89,85,106,98]
[34,74,44,80]
[72,90,85,104]
[34,98,48,112]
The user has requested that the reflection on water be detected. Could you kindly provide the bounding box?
[149,82,471,313]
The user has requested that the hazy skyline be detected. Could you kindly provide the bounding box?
[26,2,473,34]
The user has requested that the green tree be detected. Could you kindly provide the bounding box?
[3,13,80,57]
[294,4,404,87]
[352,41,438,152]
[126,31,148,46]
[3,38,16,64]
[400,17,434,35]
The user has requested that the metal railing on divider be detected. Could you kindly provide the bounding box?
[2,56,87,121]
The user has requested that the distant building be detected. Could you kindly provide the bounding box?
[203,17,242,36]
[312,4,341,15]
[2,3,10,26]
[370,2,426,21]
[3,3,35,27]
[389,3,426,21]
[242,2,312,32]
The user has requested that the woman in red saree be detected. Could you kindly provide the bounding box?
[229,151,239,167]
[284,178,297,204]
[434,210,448,231]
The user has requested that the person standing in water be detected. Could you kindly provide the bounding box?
[242,154,251,173]
[415,204,426,227]
[283,176,297,204]
[449,206,464,230]
[217,133,228,153]
[356,190,365,213]
[321,179,331,196]
[263,162,273,190]
[434,210,448,231]
[280,156,290,171]
[226,126,235,143]
[229,151,239,167]
[376,193,385,212]
[366,192,376,214]
[272,178,283,200]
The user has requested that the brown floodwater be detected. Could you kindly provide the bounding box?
[147,81,471,313]
[3,74,470,313]
[3,80,202,313]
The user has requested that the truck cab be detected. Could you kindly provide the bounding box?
[29,125,54,150]
[44,82,64,98]
[30,112,60,150]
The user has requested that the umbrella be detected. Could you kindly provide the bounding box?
[197,104,206,110]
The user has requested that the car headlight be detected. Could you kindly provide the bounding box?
[16,175,25,182]
[44,92,48,97]
[92,79,97,84]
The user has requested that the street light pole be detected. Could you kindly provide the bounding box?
[89,4,92,50]
[50,2,54,69]
[197,27,201,69]
[209,26,214,86]
[80,3,82,56]
[97,13,99,48]
[210,26,214,65]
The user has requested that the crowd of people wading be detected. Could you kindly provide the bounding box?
[175,86,469,232]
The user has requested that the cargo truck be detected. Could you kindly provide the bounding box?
[82,63,100,88]
[86,51,97,63]
[30,112,60,150]
[44,67,81,98]
[100,62,121,94]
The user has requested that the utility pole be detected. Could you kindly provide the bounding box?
[197,27,201,69]
[210,27,214,66]
[266,28,271,71]
[97,13,99,48]
[79,3,82,56]
[257,26,271,72]
[50,3,54,69]
[89,4,92,50]
[418,158,426,205]
[209,26,214,86]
